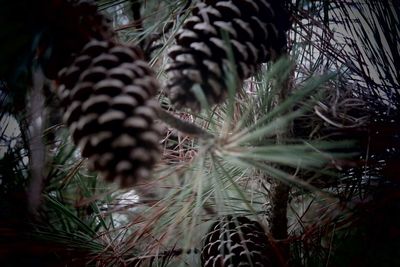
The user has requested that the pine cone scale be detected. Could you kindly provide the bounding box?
[201,216,273,267]
[56,40,161,187]
[166,0,289,110]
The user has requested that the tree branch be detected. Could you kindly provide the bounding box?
[268,54,293,266]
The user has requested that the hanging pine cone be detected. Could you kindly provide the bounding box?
[0,0,113,84]
[39,0,114,79]
[165,0,290,110]
[201,216,273,267]
[56,39,161,188]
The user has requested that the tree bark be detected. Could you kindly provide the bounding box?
[27,68,46,214]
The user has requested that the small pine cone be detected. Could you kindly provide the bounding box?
[39,0,114,79]
[56,39,161,188]
[165,0,290,110]
[201,216,273,267]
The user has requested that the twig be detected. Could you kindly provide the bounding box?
[128,247,199,266]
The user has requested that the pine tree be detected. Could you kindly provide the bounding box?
[0,1,399,266]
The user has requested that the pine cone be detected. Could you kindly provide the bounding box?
[39,0,114,79]
[56,39,161,188]
[201,216,273,267]
[165,0,290,110]
[0,0,113,83]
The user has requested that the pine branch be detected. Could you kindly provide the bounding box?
[269,181,290,238]
[268,53,293,266]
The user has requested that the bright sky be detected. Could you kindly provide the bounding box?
[0,114,20,158]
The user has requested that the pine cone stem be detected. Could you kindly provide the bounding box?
[155,107,214,139]
[130,0,143,31]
